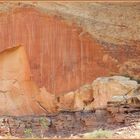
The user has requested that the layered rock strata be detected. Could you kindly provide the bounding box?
[1,107,140,138]
[0,111,110,138]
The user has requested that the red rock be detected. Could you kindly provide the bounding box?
[58,91,75,111]
[0,7,118,95]
[0,6,139,116]
[36,87,58,113]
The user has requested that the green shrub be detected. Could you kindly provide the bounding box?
[39,117,49,129]
[24,128,32,137]
[83,129,113,139]
[39,117,50,138]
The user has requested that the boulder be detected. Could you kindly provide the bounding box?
[58,76,139,112]
[92,76,138,109]
[36,87,58,113]
[73,84,94,111]
[108,85,140,107]
[58,91,75,111]
[58,84,94,111]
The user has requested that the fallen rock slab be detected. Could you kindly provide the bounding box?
[92,76,138,109]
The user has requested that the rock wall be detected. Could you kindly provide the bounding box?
[0,45,138,116]
[0,6,117,95]
[1,2,139,46]
[0,3,139,95]
[0,2,139,117]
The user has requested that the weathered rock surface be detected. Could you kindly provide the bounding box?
[0,2,140,138]
[107,100,140,124]
[0,47,139,137]
[58,84,94,111]
[0,48,139,116]
[0,2,139,95]
[0,111,110,138]
[0,46,48,116]
[1,108,140,138]
[92,76,138,109]
[106,83,140,124]
[0,116,51,138]
[36,87,58,114]
[0,2,140,117]
[0,6,115,95]
[57,76,139,112]
[0,2,139,46]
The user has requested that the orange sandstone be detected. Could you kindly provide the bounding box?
[0,7,118,95]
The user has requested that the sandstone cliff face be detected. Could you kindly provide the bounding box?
[0,46,138,116]
[1,2,139,46]
[0,2,139,116]
[0,6,119,95]
[0,3,139,95]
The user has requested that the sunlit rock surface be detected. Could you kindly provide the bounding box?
[0,7,117,95]
[0,46,46,116]
[0,2,139,116]
[0,46,139,116]
[36,87,58,113]
[92,76,138,109]
[0,2,139,95]
[57,76,139,112]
